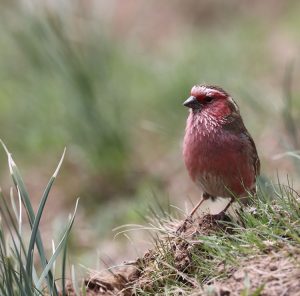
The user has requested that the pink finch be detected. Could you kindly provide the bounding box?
[179,85,260,231]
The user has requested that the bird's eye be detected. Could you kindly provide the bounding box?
[204,96,213,103]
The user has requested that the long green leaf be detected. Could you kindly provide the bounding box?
[36,198,79,289]
[0,193,27,260]
[61,238,68,296]
[26,149,66,280]
[0,195,32,294]
[0,140,58,295]
[71,265,80,296]
[10,247,32,295]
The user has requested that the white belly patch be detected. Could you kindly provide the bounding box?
[196,172,231,197]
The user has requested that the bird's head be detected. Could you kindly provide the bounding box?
[183,85,239,118]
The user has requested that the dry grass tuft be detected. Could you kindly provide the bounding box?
[66,195,300,295]
[2,133,300,295]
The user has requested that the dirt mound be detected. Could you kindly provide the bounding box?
[212,245,300,296]
[65,215,221,295]
[66,214,300,295]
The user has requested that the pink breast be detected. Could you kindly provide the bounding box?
[183,128,255,197]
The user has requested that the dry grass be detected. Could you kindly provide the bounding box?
[67,193,300,295]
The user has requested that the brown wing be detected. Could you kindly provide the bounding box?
[224,112,260,179]
[245,131,260,178]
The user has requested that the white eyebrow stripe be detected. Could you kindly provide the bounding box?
[191,85,227,98]
[228,97,239,111]
[206,89,223,96]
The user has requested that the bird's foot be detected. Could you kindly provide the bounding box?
[207,211,231,223]
[210,211,226,221]
[176,216,193,234]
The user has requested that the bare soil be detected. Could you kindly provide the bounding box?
[213,245,300,296]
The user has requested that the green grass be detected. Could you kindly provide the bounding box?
[0,142,79,295]
[0,138,300,295]
[0,2,300,294]
[108,175,300,295]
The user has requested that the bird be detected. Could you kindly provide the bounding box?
[178,85,260,232]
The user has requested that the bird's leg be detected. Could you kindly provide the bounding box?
[222,196,235,213]
[176,192,211,234]
[189,192,211,217]
[211,197,235,220]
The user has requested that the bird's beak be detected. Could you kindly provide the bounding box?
[183,96,201,109]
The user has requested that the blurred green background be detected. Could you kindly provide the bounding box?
[0,0,300,267]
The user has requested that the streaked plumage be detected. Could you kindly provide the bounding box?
[181,85,260,224]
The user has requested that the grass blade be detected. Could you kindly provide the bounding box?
[61,239,68,296]
[26,149,66,280]
[0,140,58,295]
[71,265,79,296]
[36,198,79,289]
